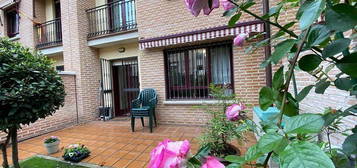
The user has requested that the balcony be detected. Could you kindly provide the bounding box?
[35,18,62,49]
[86,0,137,39]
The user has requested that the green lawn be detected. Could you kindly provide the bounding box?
[20,156,89,168]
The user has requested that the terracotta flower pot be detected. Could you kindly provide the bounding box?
[44,140,60,154]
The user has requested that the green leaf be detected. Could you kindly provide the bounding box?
[284,113,324,134]
[244,144,263,161]
[280,141,335,168]
[283,94,299,117]
[259,87,274,111]
[223,7,238,17]
[258,132,288,153]
[228,13,242,27]
[298,54,322,72]
[322,38,351,58]
[326,4,357,32]
[315,79,330,94]
[334,78,353,91]
[307,24,331,47]
[271,39,296,64]
[296,85,314,102]
[273,66,284,90]
[298,0,326,30]
[342,133,357,155]
[336,53,357,78]
[225,155,245,164]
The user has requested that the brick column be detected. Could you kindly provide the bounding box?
[61,0,101,123]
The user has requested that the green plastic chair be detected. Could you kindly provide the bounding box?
[131,88,157,133]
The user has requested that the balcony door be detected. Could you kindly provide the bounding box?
[107,0,135,32]
[112,58,140,116]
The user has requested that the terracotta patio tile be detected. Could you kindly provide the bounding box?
[132,145,148,152]
[102,156,120,167]
[127,160,146,168]
[112,158,132,168]
[87,155,107,165]
[121,144,136,151]
[136,152,150,162]
[122,152,141,160]
[112,151,128,158]
[99,148,117,156]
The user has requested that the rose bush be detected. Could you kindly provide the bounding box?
[201,156,225,168]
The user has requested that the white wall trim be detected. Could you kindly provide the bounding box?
[58,71,76,75]
[87,31,138,48]
[163,100,235,105]
[39,46,63,56]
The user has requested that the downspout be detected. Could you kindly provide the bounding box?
[262,0,272,87]
[74,75,79,124]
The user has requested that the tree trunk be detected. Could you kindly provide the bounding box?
[10,127,20,168]
[1,130,11,168]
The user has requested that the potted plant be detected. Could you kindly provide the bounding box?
[63,144,90,163]
[44,136,60,154]
[198,85,252,162]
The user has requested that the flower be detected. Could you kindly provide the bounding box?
[221,0,235,11]
[226,103,246,121]
[233,33,248,46]
[201,156,225,168]
[68,152,75,157]
[147,139,191,168]
[185,0,220,17]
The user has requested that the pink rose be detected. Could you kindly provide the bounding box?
[221,0,235,11]
[233,33,248,46]
[201,156,225,168]
[226,103,246,121]
[185,0,220,17]
[148,139,191,168]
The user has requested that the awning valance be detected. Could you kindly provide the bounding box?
[0,0,19,9]
[139,20,264,50]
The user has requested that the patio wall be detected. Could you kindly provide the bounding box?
[0,73,78,142]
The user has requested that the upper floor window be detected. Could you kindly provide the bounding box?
[6,8,19,38]
[164,42,233,100]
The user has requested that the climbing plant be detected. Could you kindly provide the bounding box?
[184,0,357,167]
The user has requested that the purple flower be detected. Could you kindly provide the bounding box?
[221,0,235,11]
[201,156,225,168]
[226,103,246,121]
[233,33,248,46]
[147,139,190,168]
[185,0,220,17]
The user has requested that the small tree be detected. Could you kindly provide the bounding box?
[0,38,66,168]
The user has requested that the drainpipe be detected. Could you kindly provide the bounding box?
[74,75,79,124]
[262,0,272,87]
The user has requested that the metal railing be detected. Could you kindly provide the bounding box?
[86,0,137,38]
[35,18,62,48]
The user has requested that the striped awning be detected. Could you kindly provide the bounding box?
[139,20,264,50]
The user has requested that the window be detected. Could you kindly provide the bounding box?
[6,8,19,38]
[165,42,233,100]
[56,65,64,71]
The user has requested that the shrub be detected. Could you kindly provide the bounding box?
[0,38,66,168]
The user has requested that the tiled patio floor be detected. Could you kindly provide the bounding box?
[0,120,204,168]
[0,120,256,168]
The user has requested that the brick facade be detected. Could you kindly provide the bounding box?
[0,74,78,142]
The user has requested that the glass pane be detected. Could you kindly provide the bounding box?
[168,51,185,87]
[210,45,233,95]
[210,45,231,85]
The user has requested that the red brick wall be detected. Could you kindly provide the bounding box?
[0,74,78,142]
